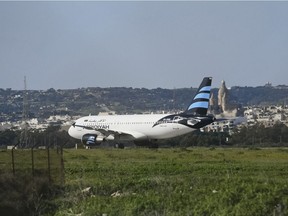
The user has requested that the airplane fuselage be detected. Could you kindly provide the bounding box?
[68,114,197,142]
[68,77,215,146]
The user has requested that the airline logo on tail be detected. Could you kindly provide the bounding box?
[185,77,212,116]
[153,77,213,129]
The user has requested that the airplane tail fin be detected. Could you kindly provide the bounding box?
[184,77,212,116]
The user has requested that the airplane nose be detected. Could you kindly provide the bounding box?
[68,124,78,139]
[68,122,83,139]
[68,125,74,137]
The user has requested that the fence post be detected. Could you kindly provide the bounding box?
[60,145,65,185]
[11,143,19,176]
[47,146,51,183]
[31,147,34,177]
[31,139,38,178]
[12,147,15,176]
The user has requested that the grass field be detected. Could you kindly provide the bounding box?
[1,147,288,215]
[56,147,288,216]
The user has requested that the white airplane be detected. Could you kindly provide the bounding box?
[68,77,215,147]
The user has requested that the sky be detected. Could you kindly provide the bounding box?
[0,1,288,90]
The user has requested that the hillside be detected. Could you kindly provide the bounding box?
[1,85,288,122]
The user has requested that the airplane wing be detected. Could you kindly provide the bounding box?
[97,128,147,140]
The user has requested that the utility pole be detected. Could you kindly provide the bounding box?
[20,76,29,148]
[172,87,176,112]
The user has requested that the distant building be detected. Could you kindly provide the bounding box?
[264,82,272,88]
[244,105,288,127]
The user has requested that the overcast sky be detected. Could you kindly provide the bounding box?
[1,1,288,90]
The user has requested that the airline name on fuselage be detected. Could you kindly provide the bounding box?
[84,119,110,130]
[85,118,106,123]
[94,124,110,130]
[84,123,110,130]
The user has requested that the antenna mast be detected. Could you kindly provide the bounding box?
[20,76,29,148]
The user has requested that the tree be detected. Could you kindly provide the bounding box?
[0,130,20,146]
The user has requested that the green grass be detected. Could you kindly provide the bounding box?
[56,148,288,216]
[1,147,288,215]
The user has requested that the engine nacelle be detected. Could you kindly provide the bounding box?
[81,134,102,146]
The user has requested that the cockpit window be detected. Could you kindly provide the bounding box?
[84,119,88,122]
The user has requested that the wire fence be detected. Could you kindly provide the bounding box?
[0,142,65,215]
[0,144,65,185]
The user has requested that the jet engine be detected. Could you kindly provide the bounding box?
[81,134,102,146]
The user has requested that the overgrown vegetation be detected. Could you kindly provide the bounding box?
[0,173,62,216]
[1,148,288,215]
[0,146,64,216]
[55,148,288,216]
